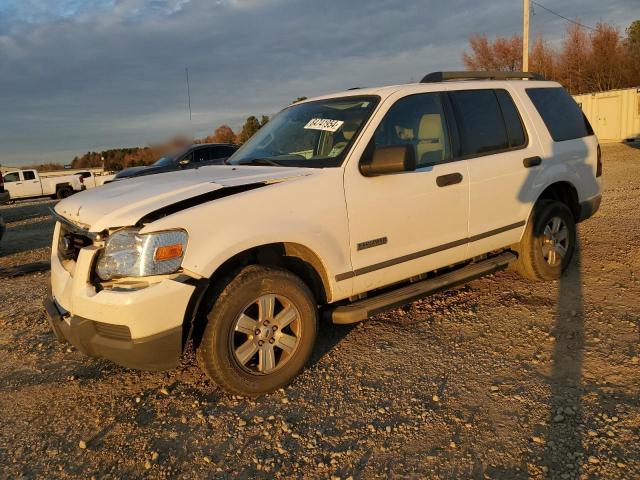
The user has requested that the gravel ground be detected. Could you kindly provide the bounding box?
[0,144,638,479]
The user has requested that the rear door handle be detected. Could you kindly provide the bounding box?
[523,156,542,168]
[436,172,463,187]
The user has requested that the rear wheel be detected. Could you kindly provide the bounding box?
[56,186,73,199]
[515,200,576,281]
[196,265,318,396]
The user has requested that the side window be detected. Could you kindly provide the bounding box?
[526,87,593,142]
[448,89,509,156]
[192,149,207,163]
[220,146,238,157]
[23,170,36,180]
[3,172,19,182]
[495,90,526,148]
[207,146,231,160]
[373,93,450,167]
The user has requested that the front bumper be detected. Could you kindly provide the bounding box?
[47,221,203,371]
[44,296,182,370]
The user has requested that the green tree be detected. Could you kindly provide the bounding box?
[291,96,307,104]
[237,116,262,144]
[625,20,640,83]
[260,115,269,127]
[626,19,640,50]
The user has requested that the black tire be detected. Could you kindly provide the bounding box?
[196,265,318,396]
[515,200,576,281]
[56,187,73,199]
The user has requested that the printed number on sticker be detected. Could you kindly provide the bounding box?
[304,118,344,132]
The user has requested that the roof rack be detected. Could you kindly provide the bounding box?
[420,71,544,83]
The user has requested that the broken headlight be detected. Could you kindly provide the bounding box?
[95,229,187,281]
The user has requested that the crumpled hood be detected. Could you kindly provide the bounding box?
[55,165,314,232]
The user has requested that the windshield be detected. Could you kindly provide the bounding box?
[228,95,379,168]
[152,155,176,167]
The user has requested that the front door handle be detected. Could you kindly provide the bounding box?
[436,172,463,187]
[523,156,542,168]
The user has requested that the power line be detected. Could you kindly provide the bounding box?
[531,1,597,31]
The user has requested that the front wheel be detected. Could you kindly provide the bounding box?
[196,265,318,396]
[515,200,576,281]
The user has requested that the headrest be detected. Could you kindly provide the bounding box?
[418,114,443,141]
[342,119,358,141]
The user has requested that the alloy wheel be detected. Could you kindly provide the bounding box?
[230,294,302,375]
[541,216,569,266]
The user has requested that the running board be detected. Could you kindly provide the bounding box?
[330,252,516,324]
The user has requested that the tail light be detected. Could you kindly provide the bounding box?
[596,144,602,177]
[79,175,84,184]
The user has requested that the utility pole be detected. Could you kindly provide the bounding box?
[185,67,192,124]
[522,0,530,72]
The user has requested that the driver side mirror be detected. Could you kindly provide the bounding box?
[360,144,416,177]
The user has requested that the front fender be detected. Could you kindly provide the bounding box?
[142,170,353,301]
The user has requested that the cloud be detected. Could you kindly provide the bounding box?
[0,0,636,165]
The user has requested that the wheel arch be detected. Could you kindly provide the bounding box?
[534,181,580,221]
[187,242,331,349]
[210,242,331,304]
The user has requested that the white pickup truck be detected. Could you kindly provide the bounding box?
[2,169,84,200]
[45,71,602,396]
[0,177,8,242]
[74,171,116,189]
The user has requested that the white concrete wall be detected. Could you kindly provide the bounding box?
[574,87,640,143]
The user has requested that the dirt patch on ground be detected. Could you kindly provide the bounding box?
[0,144,638,479]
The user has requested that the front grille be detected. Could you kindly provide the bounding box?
[94,321,131,340]
[57,225,93,261]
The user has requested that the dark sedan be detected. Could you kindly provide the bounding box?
[114,143,239,180]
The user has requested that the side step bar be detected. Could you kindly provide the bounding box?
[330,252,516,324]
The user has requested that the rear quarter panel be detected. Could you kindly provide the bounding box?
[510,83,602,228]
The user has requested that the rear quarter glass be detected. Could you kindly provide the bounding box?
[526,87,593,142]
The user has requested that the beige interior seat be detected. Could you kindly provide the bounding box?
[416,114,445,165]
[326,119,359,156]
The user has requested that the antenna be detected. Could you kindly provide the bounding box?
[185,67,192,124]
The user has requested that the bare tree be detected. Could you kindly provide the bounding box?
[462,18,640,94]
[530,35,556,80]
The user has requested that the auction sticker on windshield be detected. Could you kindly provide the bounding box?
[304,118,344,132]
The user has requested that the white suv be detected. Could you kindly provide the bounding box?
[45,71,602,396]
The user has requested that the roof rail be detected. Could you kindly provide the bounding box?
[420,71,544,83]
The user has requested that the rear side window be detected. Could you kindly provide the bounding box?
[23,171,36,180]
[526,87,594,142]
[495,90,526,148]
[448,90,509,156]
[209,146,236,159]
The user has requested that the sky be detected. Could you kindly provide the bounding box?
[0,0,637,166]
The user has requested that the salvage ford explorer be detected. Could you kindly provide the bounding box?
[45,71,602,396]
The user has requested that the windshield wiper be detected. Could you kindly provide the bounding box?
[236,157,285,167]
